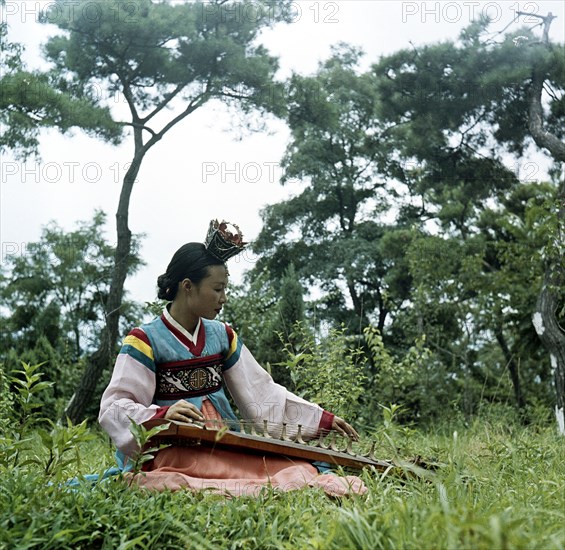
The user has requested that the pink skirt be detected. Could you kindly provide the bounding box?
[129,400,367,498]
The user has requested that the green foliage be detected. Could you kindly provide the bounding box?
[2,338,82,421]
[399,182,557,416]
[364,327,454,424]
[0,212,145,419]
[1,362,99,484]
[365,328,431,390]
[41,0,294,123]
[270,264,307,387]
[11,362,54,433]
[32,419,96,481]
[375,21,564,158]
[373,19,564,420]
[0,362,94,481]
[0,0,121,159]
[0,418,563,549]
[250,18,563,428]
[0,71,122,160]
[223,269,278,346]
[252,45,394,332]
[0,362,28,468]
[0,362,563,548]
[127,420,171,479]
[281,322,367,420]
[0,210,144,359]
[530,194,565,283]
[223,268,291,384]
[0,363,15,432]
[278,263,305,330]
[144,299,169,318]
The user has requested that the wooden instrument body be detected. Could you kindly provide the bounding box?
[143,419,391,472]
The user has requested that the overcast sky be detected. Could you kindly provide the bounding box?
[1,0,564,308]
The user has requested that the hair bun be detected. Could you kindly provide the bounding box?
[157,274,175,301]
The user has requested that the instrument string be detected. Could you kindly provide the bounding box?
[186,417,373,457]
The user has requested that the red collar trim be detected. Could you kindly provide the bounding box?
[161,314,206,356]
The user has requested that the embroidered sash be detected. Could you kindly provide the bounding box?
[155,353,224,400]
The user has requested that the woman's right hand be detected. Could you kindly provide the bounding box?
[331,416,360,441]
[164,400,205,424]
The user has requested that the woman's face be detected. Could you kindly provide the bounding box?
[185,264,228,320]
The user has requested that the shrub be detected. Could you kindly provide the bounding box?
[281,322,367,420]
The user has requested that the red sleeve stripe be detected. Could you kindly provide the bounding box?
[150,406,170,420]
[225,323,235,346]
[318,410,335,434]
[128,328,150,346]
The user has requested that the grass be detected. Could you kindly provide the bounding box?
[1,418,563,550]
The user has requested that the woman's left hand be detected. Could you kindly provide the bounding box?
[331,416,360,441]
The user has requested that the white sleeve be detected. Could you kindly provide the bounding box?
[223,344,327,440]
[98,353,161,459]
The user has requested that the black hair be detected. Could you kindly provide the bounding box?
[157,243,225,301]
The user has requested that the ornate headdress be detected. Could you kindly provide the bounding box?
[204,219,247,262]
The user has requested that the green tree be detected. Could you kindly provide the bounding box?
[222,268,279,368]
[0,0,120,158]
[253,45,407,334]
[279,263,305,331]
[223,265,305,386]
[0,212,143,418]
[374,13,564,427]
[399,183,555,417]
[282,323,368,421]
[0,211,143,359]
[37,0,296,422]
[264,263,305,386]
[252,16,562,422]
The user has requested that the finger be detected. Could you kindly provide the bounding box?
[178,412,202,425]
[181,410,204,422]
[336,420,359,441]
[189,409,205,421]
[344,423,359,439]
[169,408,204,422]
[333,423,348,438]
[339,428,349,437]
[348,427,360,441]
[175,402,205,421]
[171,409,191,422]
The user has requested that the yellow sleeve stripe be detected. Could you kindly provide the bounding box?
[123,334,154,361]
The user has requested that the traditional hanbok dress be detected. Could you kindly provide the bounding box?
[99,308,366,497]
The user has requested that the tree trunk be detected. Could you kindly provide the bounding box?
[526,13,565,434]
[494,326,526,411]
[64,152,143,423]
[63,89,210,423]
[346,278,369,331]
[533,272,565,434]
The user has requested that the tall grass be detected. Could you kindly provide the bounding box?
[1,419,563,549]
[1,364,563,549]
